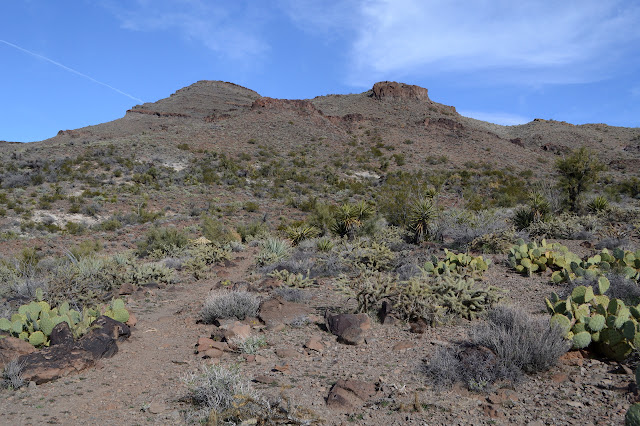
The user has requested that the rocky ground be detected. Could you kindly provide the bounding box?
[1,245,638,425]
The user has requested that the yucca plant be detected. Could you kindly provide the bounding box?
[587,196,609,213]
[332,201,374,238]
[316,237,335,252]
[408,198,436,243]
[256,237,291,266]
[285,224,320,246]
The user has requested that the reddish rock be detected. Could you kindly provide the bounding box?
[126,311,137,327]
[258,297,313,327]
[409,318,429,334]
[275,348,300,358]
[221,321,251,340]
[392,341,414,351]
[326,379,377,411]
[304,336,325,352]
[118,282,135,295]
[0,336,36,369]
[325,312,371,345]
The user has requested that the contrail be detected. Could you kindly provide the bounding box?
[0,39,143,103]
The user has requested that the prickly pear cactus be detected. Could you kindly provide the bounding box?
[546,283,640,360]
[626,402,640,426]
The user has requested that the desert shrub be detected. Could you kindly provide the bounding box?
[99,218,122,231]
[469,227,516,254]
[231,335,267,354]
[256,237,291,266]
[1,359,25,390]
[69,239,102,259]
[273,287,310,303]
[424,344,513,392]
[201,291,260,323]
[527,213,598,239]
[236,221,268,243]
[201,216,238,244]
[129,262,175,286]
[182,364,259,421]
[137,226,189,257]
[556,147,606,212]
[470,306,569,374]
[341,238,395,271]
[424,306,569,391]
[434,208,509,249]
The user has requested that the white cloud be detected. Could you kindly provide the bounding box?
[344,0,640,86]
[102,0,269,60]
[459,110,530,126]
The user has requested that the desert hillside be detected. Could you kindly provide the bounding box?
[0,81,639,425]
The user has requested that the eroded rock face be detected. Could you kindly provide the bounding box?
[371,81,430,101]
[17,316,131,384]
[251,97,322,115]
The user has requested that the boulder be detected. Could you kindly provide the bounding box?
[325,312,370,345]
[17,316,130,384]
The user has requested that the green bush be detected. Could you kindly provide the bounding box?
[136,227,189,258]
[556,147,606,212]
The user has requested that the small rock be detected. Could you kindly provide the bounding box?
[148,401,167,414]
[550,373,568,383]
[567,400,584,408]
[126,311,137,327]
[275,348,300,358]
[305,337,324,352]
[326,379,377,411]
[221,321,251,340]
[118,282,135,295]
[409,318,428,334]
[253,375,277,385]
[392,341,414,351]
[202,348,224,359]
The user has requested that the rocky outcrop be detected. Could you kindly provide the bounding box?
[251,97,323,116]
[17,316,131,384]
[0,336,36,369]
[371,81,430,101]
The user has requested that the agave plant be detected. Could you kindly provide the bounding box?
[408,198,436,243]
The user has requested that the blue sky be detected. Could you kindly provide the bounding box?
[1,0,639,142]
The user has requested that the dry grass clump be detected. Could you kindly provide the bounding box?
[200,291,260,323]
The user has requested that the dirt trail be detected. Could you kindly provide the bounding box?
[0,250,258,425]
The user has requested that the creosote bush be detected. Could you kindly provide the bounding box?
[136,226,189,258]
[201,291,260,323]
